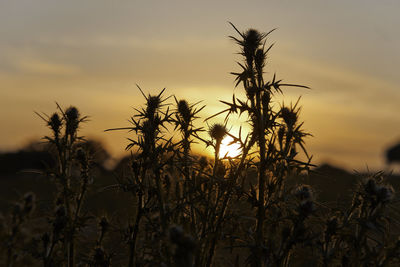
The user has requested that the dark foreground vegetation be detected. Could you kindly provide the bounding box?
[1,25,399,266]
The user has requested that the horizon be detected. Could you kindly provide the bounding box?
[1,0,400,171]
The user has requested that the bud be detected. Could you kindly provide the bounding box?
[48,113,62,134]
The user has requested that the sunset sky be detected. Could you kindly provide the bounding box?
[1,0,399,171]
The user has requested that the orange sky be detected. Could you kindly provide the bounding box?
[1,0,400,171]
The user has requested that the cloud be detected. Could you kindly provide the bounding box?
[14,58,81,75]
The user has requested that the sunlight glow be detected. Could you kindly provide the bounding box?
[219,136,242,159]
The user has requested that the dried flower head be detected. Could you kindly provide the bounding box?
[243,29,263,59]
[146,95,162,115]
[281,107,297,128]
[209,123,226,142]
[177,99,191,124]
[65,106,80,135]
[48,113,62,133]
[66,106,79,122]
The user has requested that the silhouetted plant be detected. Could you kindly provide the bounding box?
[1,23,400,267]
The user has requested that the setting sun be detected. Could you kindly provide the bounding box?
[218,136,242,158]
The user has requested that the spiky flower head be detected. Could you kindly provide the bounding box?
[48,113,62,134]
[281,107,297,129]
[243,29,263,60]
[177,99,191,124]
[66,106,79,122]
[65,106,80,135]
[209,123,226,142]
[146,95,161,115]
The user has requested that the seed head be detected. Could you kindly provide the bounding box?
[65,106,80,135]
[177,100,191,124]
[209,123,226,142]
[243,29,263,60]
[48,113,62,133]
[65,106,79,122]
[281,107,297,128]
[146,95,161,115]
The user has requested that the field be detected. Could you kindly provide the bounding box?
[1,26,399,267]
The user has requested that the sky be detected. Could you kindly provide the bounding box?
[1,0,399,171]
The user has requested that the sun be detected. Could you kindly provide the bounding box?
[219,136,242,159]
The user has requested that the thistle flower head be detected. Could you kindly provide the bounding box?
[48,113,62,133]
[146,95,162,115]
[65,106,80,122]
[65,106,80,135]
[243,29,263,58]
[209,123,226,142]
[281,107,297,128]
[177,99,191,124]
